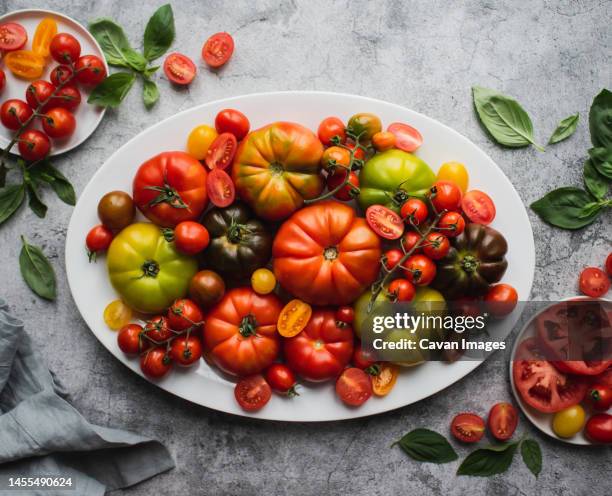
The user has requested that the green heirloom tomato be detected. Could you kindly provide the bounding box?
[107,223,198,314]
[347,113,382,141]
[358,149,436,212]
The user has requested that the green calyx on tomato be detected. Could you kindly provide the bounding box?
[107,223,198,314]
[358,149,436,212]
[239,314,258,337]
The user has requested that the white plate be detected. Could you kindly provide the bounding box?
[65,91,535,421]
[0,9,108,155]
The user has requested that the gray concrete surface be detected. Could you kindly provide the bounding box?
[1,0,611,494]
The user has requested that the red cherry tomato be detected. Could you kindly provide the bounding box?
[164,52,196,85]
[422,233,450,260]
[346,141,365,160]
[585,413,612,443]
[1,99,33,130]
[50,64,74,86]
[140,348,172,378]
[462,190,496,225]
[206,168,236,207]
[388,278,416,302]
[437,211,465,237]
[205,132,237,170]
[170,335,203,366]
[326,170,359,201]
[266,364,298,396]
[173,221,210,255]
[606,253,612,277]
[451,412,485,443]
[400,198,429,225]
[202,32,234,68]
[0,69,5,92]
[75,55,107,85]
[430,180,462,212]
[318,116,346,146]
[167,298,204,331]
[0,23,28,51]
[383,248,404,270]
[587,384,612,411]
[42,107,76,139]
[579,267,610,297]
[52,85,81,111]
[402,230,422,254]
[366,205,405,240]
[404,254,436,286]
[485,283,518,317]
[488,402,518,441]
[85,225,113,260]
[49,33,81,64]
[352,346,376,369]
[215,108,250,141]
[336,306,355,325]
[234,374,272,411]
[387,122,423,152]
[144,316,173,342]
[25,80,55,110]
[336,367,373,406]
[117,324,148,355]
[18,129,51,161]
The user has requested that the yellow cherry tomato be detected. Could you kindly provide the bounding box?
[437,161,469,193]
[32,18,58,57]
[251,268,276,295]
[552,404,586,438]
[4,50,45,80]
[186,125,218,160]
[277,299,312,337]
[103,300,133,331]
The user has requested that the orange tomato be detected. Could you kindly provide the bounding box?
[372,131,396,151]
[4,50,45,79]
[321,146,351,171]
[371,363,399,396]
[277,299,312,337]
[32,18,58,57]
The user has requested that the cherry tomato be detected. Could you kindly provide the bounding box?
[321,146,351,171]
[215,108,250,140]
[4,50,45,79]
[388,278,416,302]
[97,191,135,230]
[75,55,107,85]
[430,180,462,213]
[202,32,234,68]
[366,205,405,240]
[18,129,51,161]
[42,107,76,139]
[1,99,33,130]
[402,230,422,254]
[579,267,610,297]
[371,363,399,396]
[400,198,428,225]
[606,253,612,277]
[170,335,203,366]
[85,225,113,261]
[326,170,359,201]
[383,248,404,270]
[372,131,396,151]
[552,405,586,438]
[422,233,450,260]
[266,364,298,396]
[31,18,57,58]
[336,368,373,407]
[437,161,469,193]
[462,190,496,225]
[140,348,172,379]
[189,270,226,310]
[205,132,237,170]
[206,168,235,207]
[117,324,147,355]
[404,254,436,286]
[174,221,210,255]
[485,283,518,317]
[336,306,355,325]
[164,52,196,85]
[167,298,204,332]
[585,413,612,443]
[587,383,612,411]
[50,64,74,86]
[594,368,612,389]
[451,412,485,443]
[144,316,173,342]
[277,299,312,338]
[251,268,276,295]
[346,141,365,160]
[387,122,423,152]
[488,402,518,441]
[437,211,465,237]
[318,116,346,146]
[49,33,81,64]
[234,374,272,411]
[52,85,81,111]
[0,22,27,51]
[352,346,376,369]
[103,300,132,331]
[25,80,56,110]
[186,124,217,160]
[0,69,5,93]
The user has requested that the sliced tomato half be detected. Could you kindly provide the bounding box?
[365,205,404,240]
[206,168,235,207]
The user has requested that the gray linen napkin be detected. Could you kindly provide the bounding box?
[0,298,175,495]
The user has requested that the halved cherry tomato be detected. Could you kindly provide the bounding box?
[25,80,56,110]
[0,22,27,51]
[42,107,76,139]
[164,52,196,85]
[352,346,376,369]
[50,64,74,86]
[4,50,45,79]
[117,323,147,355]
[402,230,422,254]
[202,32,234,68]
[404,254,436,286]
[383,248,403,270]
[174,221,210,255]
[372,131,396,151]
[140,347,172,378]
[266,364,298,396]
[336,306,355,325]
[451,412,485,443]
[579,267,610,297]
[430,180,462,212]
[321,146,351,171]
[437,211,465,237]
[585,413,612,443]
[170,335,203,366]
[365,205,404,240]
[422,233,450,260]
[326,170,359,201]
[587,383,612,411]
[277,299,312,338]
[387,122,423,152]
[318,117,346,146]
[167,298,204,331]
[205,132,237,170]
[400,198,428,225]
[388,279,416,302]
[103,299,132,331]
[336,367,372,406]
[206,168,235,207]
[32,18,58,57]
[215,108,250,141]
[49,32,81,64]
[234,374,271,411]
[52,85,81,111]
[0,99,33,130]
[371,363,399,396]
[485,283,518,318]
[18,129,51,161]
[488,402,518,441]
[75,55,107,85]
[462,190,496,225]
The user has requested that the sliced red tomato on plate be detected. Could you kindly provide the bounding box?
[206,168,235,207]
[234,374,271,411]
[461,190,496,224]
[336,368,372,406]
[202,32,234,68]
[387,122,422,152]
[164,53,196,85]
[205,132,237,170]
[365,205,404,240]
[0,22,28,51]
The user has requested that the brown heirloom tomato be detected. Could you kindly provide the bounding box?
[203,287,282,376]
[232,122,324,221]
[273,201,382,306]
[133,151,208,227]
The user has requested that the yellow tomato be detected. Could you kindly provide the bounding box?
[552,405,586,438]
[251,268,276,295]
[32,18,58,57]
[437,162,469,193]
[371,363,399,396]
[186,125,218,160]
[4,50,45,80]
[103,300,133,331]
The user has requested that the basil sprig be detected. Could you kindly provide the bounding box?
[19,236,56,300]
[393,428,458,463]
[88,4,174,109]
[549,113,579,144]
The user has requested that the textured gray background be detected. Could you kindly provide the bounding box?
[1,0,611,494]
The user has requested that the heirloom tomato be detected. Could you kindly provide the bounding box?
[347,113,381,141]
[284,309,354,382]
[203,287,282,376]
[232,122,324,221]
[133,151,208,227]
[188,270,225,309]
[273,201,381,306]
[107,223,198,313]
[97,191,135,230]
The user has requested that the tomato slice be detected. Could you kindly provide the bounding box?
[4,50,45,80]
[371,363,399,396]
[32,18,58,57]
[234,374,272,411]
[205,132,237,170]
[461,190,496,224]
[0,22,28,51]
[164,53,196,85]
[206,168,235,207]
[336,368,372,406]
[277,299,312,338]
[451,413,485,443]
[365,205,404,240]
[202,32,234,68]
[487,402,518,441]
[512,337,589,413]
[387,122,423,152]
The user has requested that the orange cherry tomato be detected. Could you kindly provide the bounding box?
[277,299,312,338]
[371,363,399,396]
[4,50,45,80]
[32,18,58,58]
[321,146,351,171]
[372,131,396,151]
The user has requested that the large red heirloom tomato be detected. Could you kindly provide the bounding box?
[273,201,382,306]
[133,151,208,227]
[203,287,282,376]
[284,309,354,382]
[232,122,324,221]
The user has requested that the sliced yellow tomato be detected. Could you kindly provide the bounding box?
[277,299,312,337]
[5,50,45,80]
[104,300,133,331]
[186,124,218,160]
[437,162,469,193]
[371,362,399,396]
[32,18,58,57]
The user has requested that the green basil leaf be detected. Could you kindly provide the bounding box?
[143,78,160,109]
[588,147,612,179]
[589,88,612,148]
[143,4,175,61]
[394,428,458,463]
[88,72,136,108]
[520,439,542,477]
[549,113,579,144]
[29,162,76,206]
[26,183,47,218]
[531,187,601,229]
[89,18,147,71]
[584,159,608,199]
[19,236,56,300]
[0,184,25,225]
[472,86,543,151]
[457,442,518,477]
[143,65,160,78]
